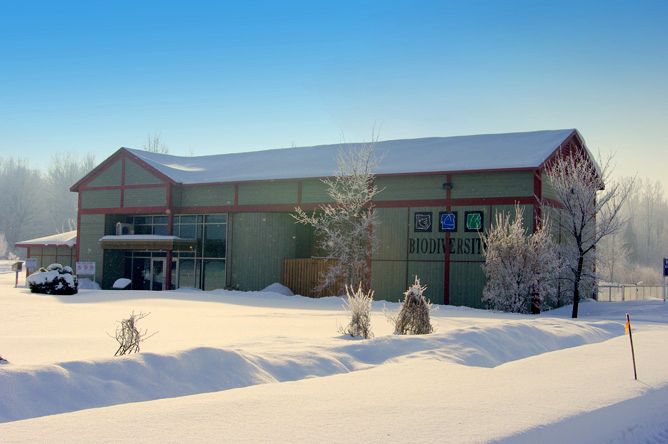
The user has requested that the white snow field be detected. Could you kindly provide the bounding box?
[1,261,667,443]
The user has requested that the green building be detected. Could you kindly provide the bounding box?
[71,129,591,308]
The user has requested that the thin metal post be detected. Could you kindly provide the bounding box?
[626,313,637,380]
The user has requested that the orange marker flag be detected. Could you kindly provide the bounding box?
[625,320,630,335]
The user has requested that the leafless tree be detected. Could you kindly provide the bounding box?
[45,151,96,233]
[542,150,633,318]
[143,132,169,154]
[0,157,44,248]
[112,312,157,356]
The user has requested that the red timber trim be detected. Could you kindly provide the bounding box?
[120,157,126,208]
[374,196,538,208]
[443,173,452,305]
[165,184,174,290]
[82,183,167,191]
[79,206,170,215]
[71,148,177,192]
[76,191,82,262]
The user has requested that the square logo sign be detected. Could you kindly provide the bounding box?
[439,212,457,232]
[465,211,484,232]
[414,212,433,232]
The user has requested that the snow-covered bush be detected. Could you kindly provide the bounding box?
[339,285,374,339]
[27,263,78,295]
[388,277,434,335]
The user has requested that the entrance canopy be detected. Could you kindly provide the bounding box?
[99,235,196,252]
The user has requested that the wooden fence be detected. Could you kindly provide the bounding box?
[281,258,342,298]
[598,284,666,302]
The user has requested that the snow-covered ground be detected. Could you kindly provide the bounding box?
[1,261,667,443]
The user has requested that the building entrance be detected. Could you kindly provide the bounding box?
[130,256,167,291]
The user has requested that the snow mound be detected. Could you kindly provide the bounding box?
[260,282,294,296]
[78,279,101,290]
[112,278,132,289]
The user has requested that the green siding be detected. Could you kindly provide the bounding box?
[490,204,534,232]
[181,185,235,207]
[449,262,486,308]
[238,182,298,205]
[374,175,448,201]
[371,261,406,303]
[78,214,106,284]
[87,160,122,187]
[301,180,334,204]
[103,250,125,289]
[171,185,183,208]
[124,160,165,185]
[373,207,408,260]
[124,187,167,207]
[230,212,299,291]
[408,261,445,305]
[451,171,534,199]
[81,189,121,209]
[541,173,556,201]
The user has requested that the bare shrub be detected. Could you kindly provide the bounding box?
[338,285,374,339]
[111,312,157,356]
[388,277,434,335]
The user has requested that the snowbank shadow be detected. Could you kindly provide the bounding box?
[0,319,621,423]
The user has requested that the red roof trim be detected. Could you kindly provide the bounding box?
[70,148,177,192]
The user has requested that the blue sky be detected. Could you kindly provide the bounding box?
[1,0,667,189]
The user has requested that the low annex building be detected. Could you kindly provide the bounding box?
[71,129,592,308]
[15,231,77,271]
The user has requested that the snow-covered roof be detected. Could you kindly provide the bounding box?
[15,231,77,248]
[124,129,584,185]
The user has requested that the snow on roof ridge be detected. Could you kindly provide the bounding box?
[15,230,77,247]
[124,129,580,185]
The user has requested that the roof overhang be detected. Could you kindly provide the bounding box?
[99,235,197,251]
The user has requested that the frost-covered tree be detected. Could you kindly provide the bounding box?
[45,151,96,233]
[542,150,633,318]
[0,233,7,259]
[0,157,45,248]
[338,285,374,339]
[293,132,383,294]
[481,205,560,313]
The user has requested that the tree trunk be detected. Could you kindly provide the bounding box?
[572,255,584,318]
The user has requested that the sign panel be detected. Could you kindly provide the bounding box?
[464,211,484,232]
[25,259,38,270]
[664,258,668,277]
[439,212,457,232]
[76,262,96,276]
[414,212,433,232]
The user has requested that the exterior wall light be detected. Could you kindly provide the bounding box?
[442,183,453,190]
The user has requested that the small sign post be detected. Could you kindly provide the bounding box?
[76,262,96,282]
[663,258,667,304]
[25,259,37,270]
[11,261,23,288]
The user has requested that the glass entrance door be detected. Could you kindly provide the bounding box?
[151,258,165,291]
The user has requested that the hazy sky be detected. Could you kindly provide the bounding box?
[1,1,666,189]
